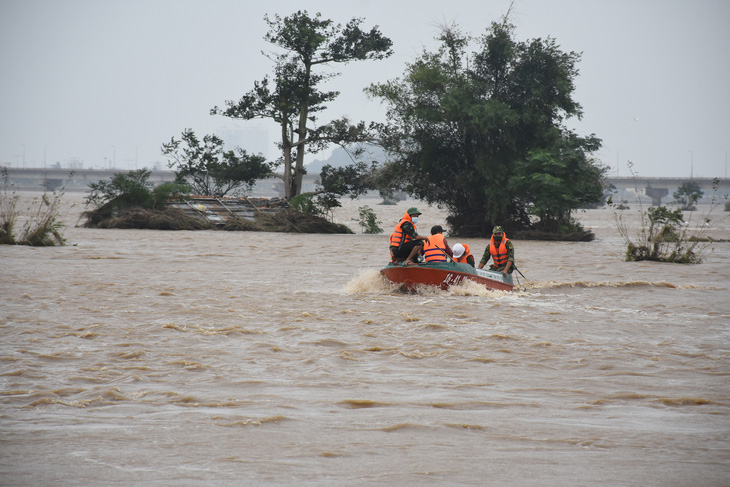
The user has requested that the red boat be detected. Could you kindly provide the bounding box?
[380,261,514,292]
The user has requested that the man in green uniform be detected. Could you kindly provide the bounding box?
[477,226,515,276]
[389,207,429,265]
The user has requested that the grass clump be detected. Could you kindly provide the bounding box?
[0,168,71,246]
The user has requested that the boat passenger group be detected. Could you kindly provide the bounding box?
[389,207,515,276]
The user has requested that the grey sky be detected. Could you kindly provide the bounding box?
[2,0,728,178]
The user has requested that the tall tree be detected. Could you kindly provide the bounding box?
[367,22,605,236]
[212,11,392,200]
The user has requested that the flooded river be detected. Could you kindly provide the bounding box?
[2,193,729,485]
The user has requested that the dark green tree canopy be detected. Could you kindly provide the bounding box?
[212,11,393,200]
[162,129,275,198]
[673,181,703,211]
[367,22,606,236]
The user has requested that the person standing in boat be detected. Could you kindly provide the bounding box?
[389,207,428,266]
[423,225,453,262]
[452,243,475,267]
[478,226,514,275]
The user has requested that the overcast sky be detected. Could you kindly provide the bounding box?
[2,0,729,178]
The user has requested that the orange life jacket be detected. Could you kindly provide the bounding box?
[423,233,448,262]
[389,211,416,248]
[489,234,510,267]
[454,244,472,264]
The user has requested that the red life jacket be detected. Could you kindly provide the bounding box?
[454,244,472,264]
[389,211,416,248]
[489,234,510,267]
[423,233,448,262]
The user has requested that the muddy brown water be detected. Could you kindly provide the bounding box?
[2,193,729,485]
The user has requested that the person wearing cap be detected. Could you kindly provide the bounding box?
[422,225,453,262]
[389,207,428,265]
[478,226,514,275]
[452,243,475,267]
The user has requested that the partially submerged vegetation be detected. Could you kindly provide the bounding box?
[0,168,71,246]
[608,163,728,263]
[352,205,383,234]
[82,170,353,234]
[88,207,211,231]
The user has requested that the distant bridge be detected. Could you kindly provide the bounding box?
[0,167,286,197]
[3,167,728,205]
[2,167,176,192]
[605,176,729,205]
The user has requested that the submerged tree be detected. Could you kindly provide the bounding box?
[367,20,605,236]
[162,129,274,197]
[212,11,393,200]
[672,181,703,211]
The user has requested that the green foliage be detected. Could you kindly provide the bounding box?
[288,160,380,221]
[162,128,273,197]
[352,205,383,233]
[150,182,193,209]
[289,191,344,222]
[1,168,70,246]
[672,181,703,211]
[315,160,379,210]
[366,21,604,236]
[84,170,193,227]
[318,162,376,199]
[313,193,342,222]
[289,193,323,217]
[646,206,684,239]
[509,135,604,233]
[212,10,392,200]
[18,193,68,246]
[86,169,154,209]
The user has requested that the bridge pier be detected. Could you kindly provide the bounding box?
[644,185,669,206]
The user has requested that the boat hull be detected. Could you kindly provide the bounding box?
[380,262,514,292]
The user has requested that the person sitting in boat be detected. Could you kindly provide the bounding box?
[478,226,514,276]
[389,207,428,266]
[452,243,475,267]
[423,225,453,263]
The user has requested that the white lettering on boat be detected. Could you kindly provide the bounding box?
[442,273,465,287]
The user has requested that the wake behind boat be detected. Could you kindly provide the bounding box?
[380,261,514,292]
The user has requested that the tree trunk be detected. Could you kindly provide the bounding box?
[282,120,293,199]
[293,63,312,200]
